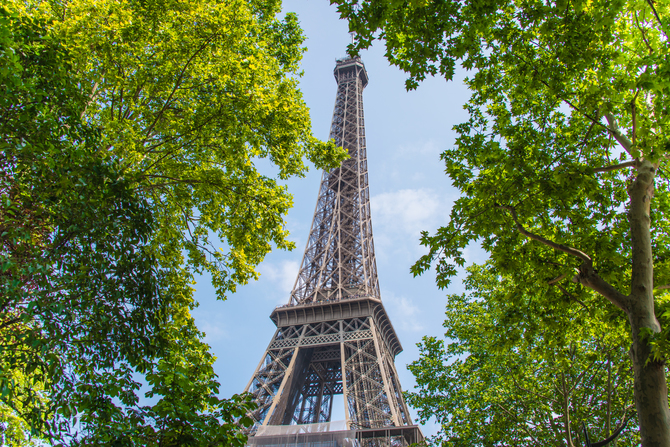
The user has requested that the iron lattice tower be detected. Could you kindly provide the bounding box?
[244,57,421,447]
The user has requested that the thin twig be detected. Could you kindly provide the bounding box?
[604,112,634,155]
[634,10,655,54]
[555,283,590,312]
[141,34,218,147]
[498,205,592,263]
[548,273,568,285]
[578,119,597,148]
[645,0,668,37]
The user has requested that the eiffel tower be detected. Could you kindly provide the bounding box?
[245,56,422,447]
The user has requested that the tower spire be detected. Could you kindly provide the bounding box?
[289,56,379,305]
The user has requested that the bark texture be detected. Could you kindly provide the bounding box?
[627,160,670,447]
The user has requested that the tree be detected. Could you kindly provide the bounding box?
[406,264,638,446]
[1,6,161,442]
[1,0,344,443]
[334,0,670,444]
[43,0,343,297]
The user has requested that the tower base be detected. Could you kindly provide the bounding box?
[248,423,423,447]
[245,298,411,430]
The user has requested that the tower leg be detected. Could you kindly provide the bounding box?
[245,314,415,439]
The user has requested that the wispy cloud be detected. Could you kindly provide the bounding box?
[197,318,229,344]
[371,188,448,238]
[259,260,300,296]
[398,140,443,157]
[383,291,424,332]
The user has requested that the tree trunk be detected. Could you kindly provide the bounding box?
[628,159,670,447]
[607,355,616,447]
[561,372,575,447]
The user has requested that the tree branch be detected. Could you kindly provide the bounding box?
[555,283,590,312]
[498,205,592,263]
[548,273,568,285]
[604,112,634,156]
[494,403,541,444]
[593,161,637,173]
[141,35,218,147]
[498,205,629,310]
[572,262,630,311]
[634,9,655,54]
[514,50,606,132]
[0,315,23,331]
[80,79,101,120]
[566,358,601,395]
[510,374,552,401]
[578,118,597,149]
[646,0,669,37]
[591,415,634,447]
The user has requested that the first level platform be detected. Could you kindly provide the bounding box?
[248,422,423,447]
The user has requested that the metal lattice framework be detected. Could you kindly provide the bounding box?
[244,57,419,445]
[245,311,411,430]
[290,57,379,305]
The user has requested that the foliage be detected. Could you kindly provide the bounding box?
[39,0,344,297]
[1,0,343,444]
[406,264,638,446]
[1,6,157,441]
[640,293,670,365]
[1,383,41,446]
[333,0,670,443]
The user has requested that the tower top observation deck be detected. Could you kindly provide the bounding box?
[334,56,369,88]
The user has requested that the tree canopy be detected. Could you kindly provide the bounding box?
[0,0,343,443]
[407,264,638,446]
[334,0,670,444]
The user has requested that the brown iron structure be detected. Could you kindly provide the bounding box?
[244,57,422,447]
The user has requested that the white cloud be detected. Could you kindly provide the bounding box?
[198,319,229,344]
[371,188,447,238]
[190,306,230,344]
[383,291,424,332]
[395,140,443,158]
[259,260,301,296]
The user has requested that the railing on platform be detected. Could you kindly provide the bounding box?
[247,422,423,447]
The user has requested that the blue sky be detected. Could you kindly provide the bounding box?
[191,0,482,436]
